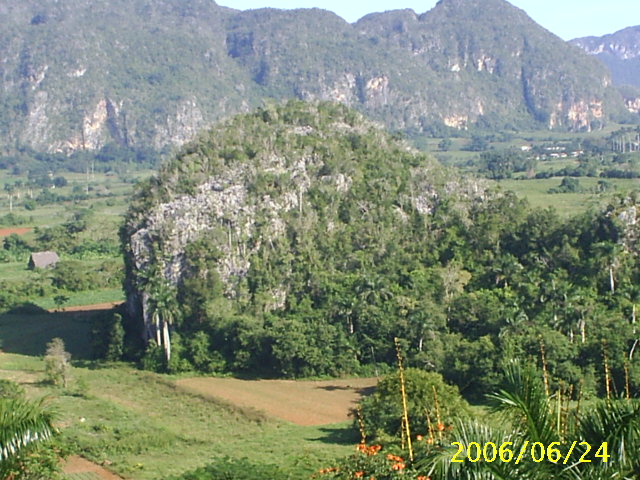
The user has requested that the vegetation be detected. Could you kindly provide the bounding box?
[359,369,469,441]
[0,393,60,479]
[421,363,640,479]
[0,0,631,156]
[44,337,72,388]
[0,80,637,479]
[321,362,640,480]
[122,102,640,414]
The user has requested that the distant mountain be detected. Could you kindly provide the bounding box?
[571,26,640,88]
[0,0,630,153]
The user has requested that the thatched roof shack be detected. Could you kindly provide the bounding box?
[28,251,60,269]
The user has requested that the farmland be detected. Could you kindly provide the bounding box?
[0,169,146,311]
[0,113,639,479]
[176,377,377,426]
[0,309,360,479]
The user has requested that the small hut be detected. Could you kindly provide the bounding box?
[28,251,60,269]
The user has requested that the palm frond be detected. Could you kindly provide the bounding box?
[417,419,528,480]
[576,399,640,478]
[0,397,56,463]
[488,361,558,446]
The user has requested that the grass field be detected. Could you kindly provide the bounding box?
[497,177,640,214]
[0,168,140,316]
[0,309,359,479]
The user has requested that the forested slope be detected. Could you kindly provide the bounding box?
[0,0,628,154]
[121,101,640,399]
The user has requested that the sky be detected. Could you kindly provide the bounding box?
[215,0,638,40]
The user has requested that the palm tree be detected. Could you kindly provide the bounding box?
[0,397,56,476]
[420,362,640,479]
[146,277,179,363]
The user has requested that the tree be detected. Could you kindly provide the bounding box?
[359,368,469,440]
[549,177,582,193]
[481,150,515,179]
[53,294,69,312]
[438,138,452,151]
[4,183,15,212]
[44,338,71,388]
[465,135,489,152]
[146,277,179,364]
[422,362,640,479]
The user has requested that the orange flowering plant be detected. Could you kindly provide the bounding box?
[317,442,433,480]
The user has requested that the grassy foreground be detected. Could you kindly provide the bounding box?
[0,310,356,480]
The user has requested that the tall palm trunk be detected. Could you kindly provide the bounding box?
[162,320,171,362]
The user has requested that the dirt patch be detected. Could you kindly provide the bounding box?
[0,227,31,237]
[50,302,122,313]
[62,455,123,480]
[176,377,377,426]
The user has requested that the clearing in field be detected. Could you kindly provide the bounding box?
[0,227,31,237]
[62,455,124,480]
[176,376,377,426]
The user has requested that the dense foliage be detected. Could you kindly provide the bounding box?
[327,363,640,480]
[121,101,640,404]
[359,369,468,440]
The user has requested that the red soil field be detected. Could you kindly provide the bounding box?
[62,455,123,480]
[0,227,31,237]
[54,302,123,312]
[176,376,378,426]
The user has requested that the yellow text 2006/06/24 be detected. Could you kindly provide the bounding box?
[451,441,609,464]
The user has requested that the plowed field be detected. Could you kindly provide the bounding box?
[0,227,31,237]
[176,377,377,426]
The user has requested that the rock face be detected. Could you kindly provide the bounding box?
[0,0,624,153]
[572,26,640,88]
[121,101,489,342]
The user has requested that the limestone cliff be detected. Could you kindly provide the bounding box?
[0,0,626,154]
[121,102,490,341]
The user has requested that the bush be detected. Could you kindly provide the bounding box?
[44,338,71,388]
[548,177,582,193]
[0,379,25,399]
[0,213,27,226]
[51,261,93,291]
[3,233,30,255]
[140,341,166,372]
[167,457,291,480]
[359,368,469,440]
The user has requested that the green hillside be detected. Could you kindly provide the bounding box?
[121,101,640,401]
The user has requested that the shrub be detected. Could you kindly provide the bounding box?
[359,368,469,440]
[44,338,71,388]
[3,233,30,255]
[0,379,25,399]
[0,213,27,226]
[91,312,125,361]
[167,457,290,480]
[140,340,166,372]
[51,261,93,291]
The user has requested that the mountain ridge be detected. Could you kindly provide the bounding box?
[571,26,640,89]
[0,0,633,153]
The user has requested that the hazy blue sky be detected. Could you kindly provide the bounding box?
[216,0,638,40]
